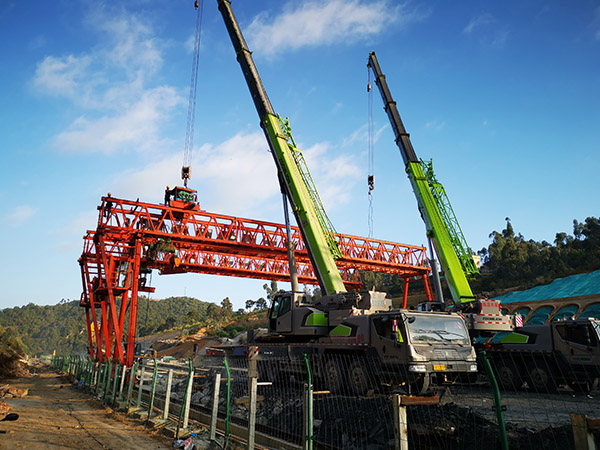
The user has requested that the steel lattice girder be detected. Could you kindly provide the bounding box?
[79,195,431,365]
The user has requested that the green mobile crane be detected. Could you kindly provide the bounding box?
[367,51,514,333]
[214,1,479,394]
[217,0,345,299]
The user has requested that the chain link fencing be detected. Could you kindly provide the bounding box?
[51,347,600,449]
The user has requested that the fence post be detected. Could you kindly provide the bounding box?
[136,364,146,409]
[224,358,231,447]
[111,363,120,403]
[303,354,314,450]
[393,394,408,450]
[95,363,104,397]
[210,373,221,442]
[182,361,194,430]
[85,361,92,389]
[127,360,138,409]
[480,351,509,450]
[176,358,194,439]
[571,413,597,450]
[104,359,113,402]
[248,376,258,450]
[119,365,127,401]
[146,358,159,422]
[163,368,174,420]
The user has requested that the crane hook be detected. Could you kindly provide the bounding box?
[195,1,199,9]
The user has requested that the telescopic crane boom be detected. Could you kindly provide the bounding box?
[217,0,346,296]
[367,51,474,305]
[367,51,515,333]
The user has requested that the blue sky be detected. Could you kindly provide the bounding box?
[1,0,599,311]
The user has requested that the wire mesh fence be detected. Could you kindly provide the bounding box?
[52,347,600,450]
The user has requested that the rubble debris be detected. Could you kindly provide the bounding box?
[0,402,11,417]
[0,385,28,399]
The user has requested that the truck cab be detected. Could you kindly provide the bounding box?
[369,311,477,392]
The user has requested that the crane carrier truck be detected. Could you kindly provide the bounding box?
[486,318,600,393]
[214,0,478,394]
[366,52,600,393]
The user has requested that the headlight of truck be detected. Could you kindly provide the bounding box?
[408,364,427,373]
[469,364,478,372]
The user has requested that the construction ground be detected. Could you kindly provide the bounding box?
[0,364,176,449]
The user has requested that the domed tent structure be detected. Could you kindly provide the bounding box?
[495,270,600,325]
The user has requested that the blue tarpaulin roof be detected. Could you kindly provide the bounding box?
[494,270,600,303]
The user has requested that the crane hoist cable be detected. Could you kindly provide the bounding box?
[182,0,205,187]
[367,65,375,238]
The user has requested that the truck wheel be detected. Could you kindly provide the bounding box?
[526,362,557,393]
[495,361,523,391]
[324,359,344,394]
[348,361,370,396]
[409,373,430,395]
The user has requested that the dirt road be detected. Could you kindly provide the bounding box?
[0,367,172,449]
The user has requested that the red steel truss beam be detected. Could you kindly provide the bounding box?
[79,195,431,365]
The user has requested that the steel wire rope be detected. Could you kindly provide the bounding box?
[367,67,375,238]
[182,0,205,186]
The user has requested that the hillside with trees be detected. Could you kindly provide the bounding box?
[358,216,600,302]
[1,216,597,358]
[476,216,600,292]
[0,296,224,357]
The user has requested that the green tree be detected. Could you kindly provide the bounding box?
[221,297,233,318]
[255,297,268,310]
[185,309,202,325]
[206,303,220,320]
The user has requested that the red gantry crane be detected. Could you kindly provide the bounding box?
[79,195,432,365]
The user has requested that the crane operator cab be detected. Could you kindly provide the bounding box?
[165,186,200,211]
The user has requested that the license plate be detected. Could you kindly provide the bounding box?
[433,364,446,371]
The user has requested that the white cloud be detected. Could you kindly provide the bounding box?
[87,6,163,78]
[247,0,426,57]
[342,123,388,148]
[109,132,279,217]
[33,54,93,100]
[463,13,509,48]
[491,30,509,48]
[299,141,362,211]
[32,4,180,154]
[107,131,362,220]
[5,205,36,225]
[463,13,493,34]
[424,120,446,132]
[54,86,181,154]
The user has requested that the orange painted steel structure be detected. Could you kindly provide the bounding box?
[79,195,432,365]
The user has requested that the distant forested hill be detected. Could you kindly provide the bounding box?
[0,296,215,356]
[360,216,600,299]
[476,216,600,291]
